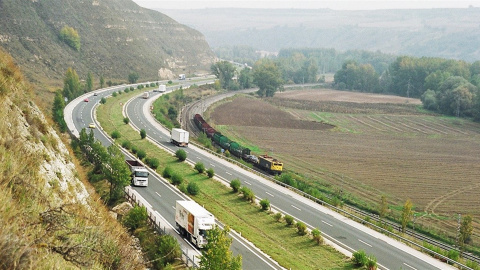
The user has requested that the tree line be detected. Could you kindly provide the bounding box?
[334,56,480,120]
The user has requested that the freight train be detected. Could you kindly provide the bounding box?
[193,114,283,175]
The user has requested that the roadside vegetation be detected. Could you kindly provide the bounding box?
[96,85,356,269]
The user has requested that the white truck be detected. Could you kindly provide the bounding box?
[175,200,215,248]
[171,128,189,147]
[158,84,166,92]
[178,74,186,80]
[125,159,149,186]
[142,91,149,99]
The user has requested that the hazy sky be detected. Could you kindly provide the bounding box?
[132,0,479,10]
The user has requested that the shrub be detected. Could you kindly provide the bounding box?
[311,228,323,245]
[466,260,480,270]
[447,249,459,263]
[230,179,241,192]
[131,145,139,154]
[206,168,215,178]
[187,182,200,195]
[150,82,155,87]
[124,87,130,93]
[123,206,148,231]
[140,129,146,139]
[175,149,187,161]
[123,117,129,124]
[130,86,134,91]
[59,26,80,51]
[259,199,270,211]
[168,80,173,84]
[100,97,107,104]
[194,162,205,173]
[171,173,183,186]
[366,255,377,270]
[155,234,181,266]
[178,183,187,193]
[112,92,118,97]
[352,250,368,266]
[296,222,307,235]
[162,166,173,178]
[240,186,254,202]
[137,84,144,90]
[121,140,132,150]
[136,149,146,160]
[111,130,121,139]
[273,212,282,222]
[118,90,122,95]
[145,157,160,169]
[285,215,294,226]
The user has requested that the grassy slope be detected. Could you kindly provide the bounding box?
[96,88,354,269]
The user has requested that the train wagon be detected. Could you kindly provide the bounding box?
[229,141,251,158]
[257,155,283,175]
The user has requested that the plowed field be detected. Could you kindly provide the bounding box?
[209,89,480,242]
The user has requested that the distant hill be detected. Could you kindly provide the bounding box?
[0,0,215,90]
[160,7,480,62]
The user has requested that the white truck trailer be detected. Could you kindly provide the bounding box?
[171,128,189,147]
[142,91,149,99]
[175,200,215,248]
[158,84,166,92]
[125,160,149,186]
[178,74,186,80]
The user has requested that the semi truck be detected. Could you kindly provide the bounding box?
[178,74,186,80]
[142,91,149,99]
[125,159,149,186]
[171,128,189,147]
[175,200,215,248]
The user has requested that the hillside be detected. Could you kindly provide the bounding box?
[0,0,215,93]
[160,7,480,61]
[0,48,143,269]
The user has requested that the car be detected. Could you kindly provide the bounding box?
[88,123,95,129]
[93,93,98,96]
[84,98,89,102]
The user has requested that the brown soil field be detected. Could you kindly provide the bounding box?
[209,89,480,244]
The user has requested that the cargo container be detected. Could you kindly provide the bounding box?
[175,200,215,248]
[171,128,189,147]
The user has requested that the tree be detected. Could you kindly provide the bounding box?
[128,72,139,84]
[459,215,473,248]
[401,199,413,233]
[238,67,253,89]
[123,205,148,231]
[378,195,388,223]
[100,97,107,104]
[63,67,81,101]
[123,117,129,124]
[59,26,80,51]
[199,226,242,270]
[311,228,323,245]
[259,199,270,211]
[253,59,283,97]
[211,61,237,90]
[296,222,307,235]
[140,129,146,139]
[103,144,131,205]
[240,186,254,202]
[85,71,93,92]
[100,75,105,88]
[52,90,67,132]
[175,149,187,161]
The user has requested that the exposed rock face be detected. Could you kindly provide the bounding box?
[0,0,215,87]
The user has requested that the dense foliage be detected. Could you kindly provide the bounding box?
[59,26,80,51]
[199,226,242,270]
[334,56,480,119]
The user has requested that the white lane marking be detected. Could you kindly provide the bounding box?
[172,205,176,210]
[226,172,232,175]
[210,163,215,167]
[403,263,417,270]
[196,156,201,159]
[185,151,189,153]
[321,220,333,227]
[358,239,372,247]
[244,181,252,186]
[291,205,301,211]
[155,192,161,198]
[265,192,274,197]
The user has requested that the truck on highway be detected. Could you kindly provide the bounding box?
[125,159,149,186]
[178,74,186,80]
[175,200,215,248]
[171,128,189,147]
[142,91,149,99]
[157,84,166,92]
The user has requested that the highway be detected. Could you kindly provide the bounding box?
[124,86,458,270]
[65,80,284,270]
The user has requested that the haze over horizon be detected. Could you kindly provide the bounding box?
[133,0,479,10]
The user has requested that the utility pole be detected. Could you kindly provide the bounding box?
[456,213,461,246]
[407,78,412,98]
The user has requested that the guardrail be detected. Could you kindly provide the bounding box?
[124,187,199,268]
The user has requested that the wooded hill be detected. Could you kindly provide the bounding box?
[161,7,480,62]
[0,0,215,91]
